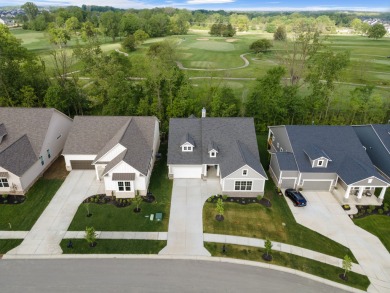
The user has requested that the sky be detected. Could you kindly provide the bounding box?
[1,0,389,11]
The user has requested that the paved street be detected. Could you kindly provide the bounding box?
[286,191,390,293]
[0,259,349,293]
[159,178,221,256]
[6,171,104,256]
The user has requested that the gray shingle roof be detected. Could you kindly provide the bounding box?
[0,107,68,176]
[64,116,157,175]
[353,124,390,179]
[208,141,218,152]
[0,123,7,143]
[275,152,298,171]
[180,133,195,147]
[168,117,267,179]
[284,125,388,185]
[303,144,331,161]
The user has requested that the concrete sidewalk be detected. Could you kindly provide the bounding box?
[63,231,168,240]
[0,231,28,239]
[6,171,104,256]
[159,178,221,256]
[204,233,364,275]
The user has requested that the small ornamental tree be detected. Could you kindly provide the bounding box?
[367,24,387,39]
[85,226,97,247]
[250,39,273,53]
[263,238,273,261]
[215,198,224,221]
[133,191,143,213]
[274,26,287,41]
[341,255,352,280]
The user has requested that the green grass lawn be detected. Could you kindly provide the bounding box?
[203,179,357,262]
[67,143,172,232]
[354,215,390,253]
[205,242,370,291]
[60,239,166,254]
[0,178,63,230]
[0,239,23,255]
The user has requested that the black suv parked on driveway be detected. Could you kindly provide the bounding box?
[285,189,307,207]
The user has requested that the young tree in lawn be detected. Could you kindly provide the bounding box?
[122,35,136,52]
[134,29,149,46]
[367,24,387,40]
[263,238,273,261]
[85,226,97,247]
[215,198,224,221]
[342,255,352,280]
[133,191,143,213]
[250,39,273,53]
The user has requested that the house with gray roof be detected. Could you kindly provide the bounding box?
[0,107,73,195]
[268,125,389,203]
[167,109,267,197]
[62,116,159,198]
[353,124,390,181]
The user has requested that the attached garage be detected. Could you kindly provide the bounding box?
[70,160,94,170]
[280,178,296,189]
[170,165,202,179]
[302,180,333,191]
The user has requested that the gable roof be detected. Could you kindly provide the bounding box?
[64,116,157,175]
[0,107,70,176]
[283,125,388,185]
[168,117,267,179]
[303,144,331,161]
[180,133,195,147]
[353,124,390,179]
[275,152,298,171]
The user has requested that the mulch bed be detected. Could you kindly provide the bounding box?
[339,273,348,281]
[215,215,224,221]
[83,194,155,208]
[0,194,26,205]
[262,253,273,261]
[207,195,272,208]
[353,203,390,219]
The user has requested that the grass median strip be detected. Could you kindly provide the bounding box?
[205,242,370,291]
[60,239,166,254]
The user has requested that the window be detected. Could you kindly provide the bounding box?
[318,160,324,166]
[182,145,193,152]
[368,179,373,184]
[210,151,216,158]
[365,187,371,190]
[242,169,248,176]
[47,149,51,159]
[39,156,44,166]
[118,181,131,192]
[0,178,9,188]
[280,147,283,152]
[234,181,252,191]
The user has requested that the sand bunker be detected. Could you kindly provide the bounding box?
[197,38,209,41]
[225,38,238,42]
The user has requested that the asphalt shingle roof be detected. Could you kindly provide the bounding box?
[0,107,67,176]
[168,117,267,179]
[64,116,157,175]
[275,152,298,171]
[284,125,388,185]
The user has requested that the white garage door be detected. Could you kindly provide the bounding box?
[302,180,332,191]
[280,178,296,189]
[171,166,202,179]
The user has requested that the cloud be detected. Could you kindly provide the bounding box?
[187,0,235,4]
[3,0,158,9]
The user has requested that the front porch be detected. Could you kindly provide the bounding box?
[332,184,386,207]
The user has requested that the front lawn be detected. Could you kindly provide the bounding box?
[354,215,390,253]
[60,239,166,254]
[67,143,172,232]
[0,178,63,230]
[0,239,23,255]
[205,243,370,291]
[203,180,357,262]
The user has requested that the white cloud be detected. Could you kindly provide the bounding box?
[187,0,235,4]
[6,0,158,9]
[230,5,389,12]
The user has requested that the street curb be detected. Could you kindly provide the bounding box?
[2,254,365,292]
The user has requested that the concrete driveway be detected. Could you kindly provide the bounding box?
[284,190,390,292]
[159,178,221,256]
[6,171,104,256]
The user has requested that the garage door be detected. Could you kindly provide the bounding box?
[280,178,296,189]
[171,166,202,179]
[70,160,94,170]
[302,180,332,191]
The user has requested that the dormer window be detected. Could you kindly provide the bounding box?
[318,160,324,166]
[242,169,248,176]
[210,151,216,158]
[182,145,193,152]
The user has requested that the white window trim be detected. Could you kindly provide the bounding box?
[317,160,324,166]
[368,178,373,184]
[182,145,193,152]
[242,169,248,176]
[0,178,9,188]
[234,180,253,191]
[117,181,132,192]
[280,147,283,152]
[210,151,216,158]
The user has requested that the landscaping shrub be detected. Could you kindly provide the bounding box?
[222,195,228,200]
[378,209,384,215]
